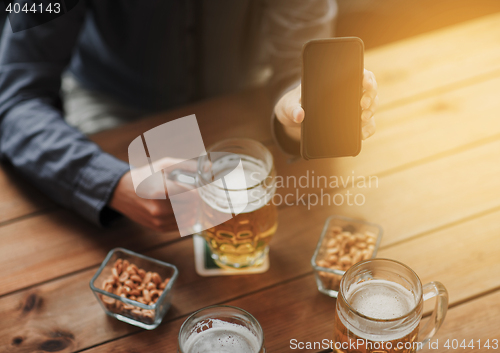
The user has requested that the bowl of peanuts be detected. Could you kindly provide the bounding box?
[311,215,382,298]
[90,247,178,329]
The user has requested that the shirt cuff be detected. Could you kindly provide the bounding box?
[72,153,130,226]
[271,80,301,157]
[272,113,301,156]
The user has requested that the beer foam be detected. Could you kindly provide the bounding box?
[200,154,273,214]
[338,279,420,342]
[183,319,260,353]
[347,279,415,320]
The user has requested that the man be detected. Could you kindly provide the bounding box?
[0,0,378,231]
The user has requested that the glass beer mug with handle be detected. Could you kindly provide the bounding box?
[168,138,277,269]
[178,305,266,353]
[334,258,448,353]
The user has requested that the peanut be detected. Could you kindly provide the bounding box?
[130,275,142,283]
[151,273,161,285]
[143,289,151,302]
[118,272,129,283]
[315,226,379,292]
[100,258,172,323]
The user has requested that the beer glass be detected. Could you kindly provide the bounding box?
[178,305,266,353]
[334,258,448,353]
[169,138,277,268]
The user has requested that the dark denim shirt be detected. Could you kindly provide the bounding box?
[0,0,334,226]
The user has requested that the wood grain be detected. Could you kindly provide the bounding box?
[2,135,500,296]
[0,164,54,225]
[422,290,500,353]
[366,12,500,108]
[0,210,180,297]
[273,74,500,197]
[2,205,499,352]
[378,208,500,311]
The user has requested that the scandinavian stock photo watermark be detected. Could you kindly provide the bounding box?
[250,170,379,210]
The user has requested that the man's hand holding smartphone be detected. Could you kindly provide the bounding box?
[274,70,378,150]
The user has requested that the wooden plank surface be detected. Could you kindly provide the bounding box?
[0,165,54,225]
[0,211,178,297]
[2,12,500,353]
[273,74,500,196]
[422,291,500,353]
[366,12,500,108]
[2,132,499,295]
[2,204,498,352]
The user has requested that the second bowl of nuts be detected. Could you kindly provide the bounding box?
[90,248,178,330]
[311,215,383,298]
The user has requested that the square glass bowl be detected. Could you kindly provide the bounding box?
[90,247,178,330]
[311,215,382,298]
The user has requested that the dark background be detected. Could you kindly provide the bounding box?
[0,0,499,54]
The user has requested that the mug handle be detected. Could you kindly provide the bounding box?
[167,169,197,186]
[418,281,448,350]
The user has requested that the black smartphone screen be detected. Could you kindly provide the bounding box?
[301,38,364,159]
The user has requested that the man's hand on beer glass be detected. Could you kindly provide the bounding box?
[274,69,378,142]
[109,158,197,232]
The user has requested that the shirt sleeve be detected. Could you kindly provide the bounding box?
[0,4,130,226]
[264,0,337,157]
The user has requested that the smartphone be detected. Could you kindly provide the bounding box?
[301,37,364,159]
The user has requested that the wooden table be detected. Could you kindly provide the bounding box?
[2,12,500,353]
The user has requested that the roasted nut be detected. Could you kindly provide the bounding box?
[124,280,136,289]
[111,267,119,280]
[142,310,154,319]
[129,289,142,297]
[159,282,167,290]
[99,258,172,322]
[143,289,151,302]
[126,266,137,276]
[131,309,143,316]
[122,260,130,270]
[130,275,142,283]
[150,290,161,300]
[143,272,152,284]
[151,273,161,285]
[123,304,135,311]
[316,227,377,292]
[331,226,342,234]
[326,247,339,255]
[119,272,129,283]
[327,255,338,264]
[102,296,115,305]
[102,278,115,288]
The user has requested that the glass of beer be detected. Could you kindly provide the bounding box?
[334,258,448,353]
[186,138,277,269]
[178,305,265,353]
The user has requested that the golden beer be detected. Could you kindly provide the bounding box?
[202,202,277,268]
[334,279,420,353]
[334,259,448,353]
[198,139,277,268]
